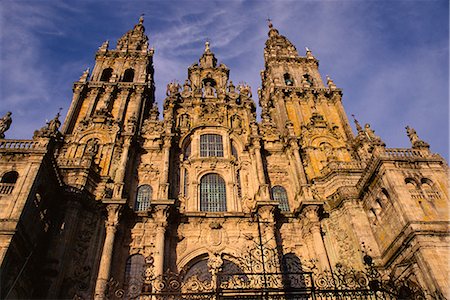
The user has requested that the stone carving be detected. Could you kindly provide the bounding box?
[363,123,384,145]
[166,82,180,97]
[203,81,215,97]
[85,139,99,157]
[33,112,62,139]
[406,126,429,148]
[0,111,12,139]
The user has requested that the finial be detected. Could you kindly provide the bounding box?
[205,40,210,52]
[267,17,273,28]
[139,14,144,25]
[305,47,314,59]
[352,114,363,133]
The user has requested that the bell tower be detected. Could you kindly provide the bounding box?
[259,22,355,180]
[58,17,155,199]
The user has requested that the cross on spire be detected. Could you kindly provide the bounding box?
[266,17,273,28]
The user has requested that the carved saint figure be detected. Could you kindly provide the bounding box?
[47,113,61,134]
[86,139,99,157]
[0,112,12,138]
[204,81,215,97]
[364,123,382,143]
[179,113,190,128]
[405,126,420,145]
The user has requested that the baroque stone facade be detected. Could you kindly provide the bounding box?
[0,18,448,299]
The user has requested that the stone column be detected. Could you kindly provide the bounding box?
[290,140,308,184]
[86,87,102,117]
[94,204,121,300]
[61,84,85,134]
[303,206,330,271]
[158,137,171,200]
[257,203,280,273]
[113,136,132,199]
[152,205,169,280]
[117,88,132,123]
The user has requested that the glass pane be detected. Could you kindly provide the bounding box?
[200,134,223,157]
[135,185,152,211]
[200,173,226,212]
[272,186,289,212]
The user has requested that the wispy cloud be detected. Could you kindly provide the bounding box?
[0,0,447,159]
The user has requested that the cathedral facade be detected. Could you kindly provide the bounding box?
[0,18,448,299]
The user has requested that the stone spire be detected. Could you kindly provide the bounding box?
[116,16,149,51]
[264,22,299,62]
[199,41,217,68]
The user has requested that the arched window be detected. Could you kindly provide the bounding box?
[122,68,135,82]
[284,73,294,86]
[200,173,226,212]
[1,171,18,183]
[200,134,223,157]
[135,185,152,211]
[272,186,289,212]
[100,68,113,82]
[0,171,18,195]
[125,254,144,298]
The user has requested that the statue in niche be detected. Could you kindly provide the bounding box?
[0,111,12,139]
[86,139,99,157]
[179,113,191,128]
[231,115,242,133]
[204,81,215,97]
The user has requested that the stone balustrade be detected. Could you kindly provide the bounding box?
[0,183,15,195]
[382,148,425,158]
[0,139,43,150]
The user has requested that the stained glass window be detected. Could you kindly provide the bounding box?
[200,173,226,212]
[200,134,223,157]
[135,185,152,211]
[272,186,289,212]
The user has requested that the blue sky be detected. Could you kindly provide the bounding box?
[0,0,448,159]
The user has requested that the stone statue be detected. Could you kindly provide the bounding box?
[0,111,12,139]
[86,139,99,157]
[47,112,61,134]
[363,123,385,146]
[406,126,429,148]
[182,80,191,92]
[179,113,190,128]
[166,82,180,97]
[204,81,215,97]
[406,126,420,145]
